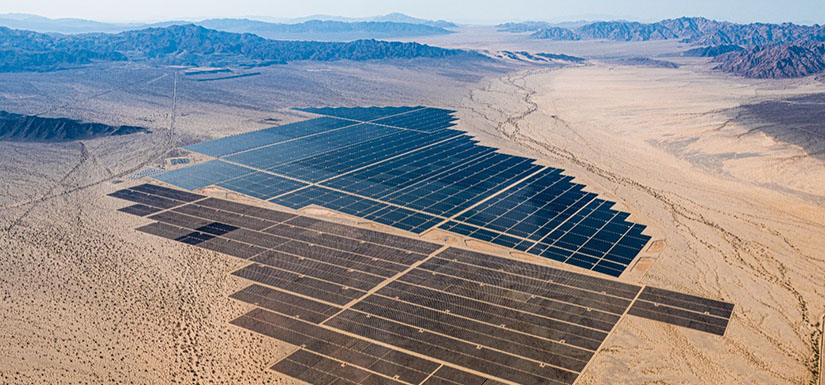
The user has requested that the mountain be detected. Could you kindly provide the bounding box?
[529,27,580,40]
[0,13,456,39]
[370,13,457,28]
[287,13,457,28]
[0,24,479,73]
[713,44,825,78]
[192,19,452,40]
[0,110,148,142]
[576,21,678,41]
[0,13,139,33]
[0,27,127,72]
[497,21,553,33]
[515,17,825,47]
[680,44,744,57]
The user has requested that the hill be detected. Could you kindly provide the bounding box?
[0,24,478,72]
[529,27,580,40]
[680,44,744,57]
[0,110,148,142]
[713,44,825,78]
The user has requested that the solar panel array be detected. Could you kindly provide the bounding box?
[156,106,651,277]
[109,184,734,385]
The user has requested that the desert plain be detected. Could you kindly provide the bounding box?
[1,27,824,385]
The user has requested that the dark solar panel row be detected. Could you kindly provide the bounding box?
[230,284,341,324]
[271,186,443,234]
[225,123,400,171]
[110,185,734,385]
[435,247,641,299]
[423,366,507,385]
[128,183,205,202]
[326,310,578,385]
[118,203,162,217]
[183,116,355,157]
[232,307,452,384]
[269,128,464,183]
[372,107,458,132]
[216,171,307,200]
[111,186,442,265]
[296,106,424,122]
[627,286,734,336]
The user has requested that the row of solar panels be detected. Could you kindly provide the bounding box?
[156,106,651,277]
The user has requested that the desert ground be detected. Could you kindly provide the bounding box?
[1,30,824,384]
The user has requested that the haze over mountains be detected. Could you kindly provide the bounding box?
[0,24,476,72]
[3,12,825,79]
[0,13,455,41]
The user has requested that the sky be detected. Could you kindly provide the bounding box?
[1,0,823,25]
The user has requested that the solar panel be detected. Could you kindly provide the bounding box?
[110,186,735,385]
[224,123,400,171]
[296,106,423,121]
[271,186,442,234]
[216,171,307,200]
[269,128,464,183]
[372,107,458,132]
[183,117,355,157]
[153,160,254,190]
[160,106,652,276]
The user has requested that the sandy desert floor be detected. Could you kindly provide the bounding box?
[453,63,825,385]
[1,48,824,384]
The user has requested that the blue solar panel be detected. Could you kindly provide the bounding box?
[440,168,650,277]
[271,186,442,234]
[153,160,254,190]
[225,123,400,171]
[184,117,354,157]
[158,106,652,277]
[216,171,307,200]
[296,106,423,122]
[269,128,464,183]
[372,107,458,132]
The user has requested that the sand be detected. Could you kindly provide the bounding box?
[452,63,825,384]
[1,44,824,384]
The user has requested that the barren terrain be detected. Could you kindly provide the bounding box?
[1,37,824,385]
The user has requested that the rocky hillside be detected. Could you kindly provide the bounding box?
[0,24,478,72]
[529,27,580,40]
[501,17,825,78]
[0,111,149,142]
[506,17,825,46]
[680,44,744,57]
[713,43,825,78]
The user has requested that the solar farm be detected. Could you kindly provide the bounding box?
[110,183,734,385]
[154,106,651,278]
[101,107,739,385]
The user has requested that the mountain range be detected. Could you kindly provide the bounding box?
[0,13,455,40]
[500,17,825,46]
[0,24,478,72]
[501,17,825,78]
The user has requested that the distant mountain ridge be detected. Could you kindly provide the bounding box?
[0,24,478,72]
[499,17,825,47]
[0,13,455,39]
[499,17,825,78]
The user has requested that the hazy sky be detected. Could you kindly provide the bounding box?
[3,0,824,25]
